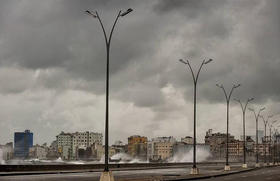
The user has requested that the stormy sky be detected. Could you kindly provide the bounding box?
[0,0,279,145]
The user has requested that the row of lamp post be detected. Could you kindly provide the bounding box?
[178,57,279,173]
[85,9,280,180]
[179,56,279,172]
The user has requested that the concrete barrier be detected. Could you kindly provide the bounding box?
[0,162,227,172]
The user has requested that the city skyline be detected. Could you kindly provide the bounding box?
[1,128,274,162]
[0,0,280,146]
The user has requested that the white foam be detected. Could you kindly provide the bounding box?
[168,147,211,162]
[0,148,5,164]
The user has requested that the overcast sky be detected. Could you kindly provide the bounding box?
[0,0,279,145]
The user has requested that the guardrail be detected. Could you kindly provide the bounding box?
[0,162,227,172]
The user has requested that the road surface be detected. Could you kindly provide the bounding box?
[197,166,280,181]
[0,165,279,181]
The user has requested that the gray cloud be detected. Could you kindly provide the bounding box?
[0,0,280,145]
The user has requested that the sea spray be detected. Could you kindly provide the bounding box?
[169,147,211,162]
[100,153,148,163]
[111,153,132,161]
[0,148,5,164]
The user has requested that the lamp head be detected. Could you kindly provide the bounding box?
[234,84,241,88]
[120,8,133,17]
[85,10,97,18]
[204,58,213,64]
[179,59,188,65]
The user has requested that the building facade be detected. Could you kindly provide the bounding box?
[72,131,102,159]
[56,131,102,160]
[14,130,33,158]
[111,141,127,154]
[205,129,234,158]
[56,132,72,160]
[29,144,47,159]
[0,142,13,161]
[128,135,147,160]
[147,136,176,161]
[47,140,59,159]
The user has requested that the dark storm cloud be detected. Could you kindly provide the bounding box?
[151,0,280,106]
[0,0,169,107]
[0,0,278,101]
[0,0,279,106]
[0,0,280,144]
[0,0,152,81]
[154,0,225,17]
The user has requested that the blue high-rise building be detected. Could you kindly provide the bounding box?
[14,130,33,158]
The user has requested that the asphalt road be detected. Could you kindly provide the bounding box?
[198,166,280,181]
[0,165,279,181]
[0,164,223,181]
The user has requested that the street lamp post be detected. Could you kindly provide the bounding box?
[248,107,265,167]
[86,9,133,180]
[277,126,280,164]
[179,58,213,175]
[276,128,280,164]
[216,84,240,171]
[261,115,273,166]
[268,120,278,165]
[235,98,254,168]
[273,128,278,165]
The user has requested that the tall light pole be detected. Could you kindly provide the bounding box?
[276,127,280,164]
[268,120,278,164]
[216,84,240,171]
[86,9,133,179]
[273,128,278,165]
[235,98,254,168]
[248,107,265,167]
[179,58,213,175]
[261,115,273,166]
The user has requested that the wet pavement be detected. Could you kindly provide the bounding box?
[0,164,254,181]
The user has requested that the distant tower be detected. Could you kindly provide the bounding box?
[14,130,33,158]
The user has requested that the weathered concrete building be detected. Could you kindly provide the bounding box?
[147,136,176,161]
[29,144,48,159]
[57,132,72,160]
[0,142,13,162]
[72,131,102,159]
[205,129,234,158]
[128,135,147,160]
